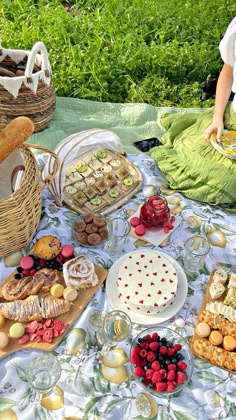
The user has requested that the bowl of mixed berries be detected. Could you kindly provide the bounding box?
[130,326,193,396]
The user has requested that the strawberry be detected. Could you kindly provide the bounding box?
[155,382,167,392]
[167,364,177,371]
[174,343,182,351]
[167,370,176,381]
[25,320,39,334]
[42,329,53,343]
[152,371,162,383]
[149,342,159,351]
[53,320,67,331]
[151,360,160,371]
[134,366,146,377]
[167,347,175,357]
[146,351,155,362]
[176,371,186,384]
[159,346,167,355]
[18,334,30,344]
[177,361,187,371]
[146,369,154,379]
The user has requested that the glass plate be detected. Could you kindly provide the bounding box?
[210,130,236,160]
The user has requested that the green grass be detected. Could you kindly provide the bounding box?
[0,0,236,107]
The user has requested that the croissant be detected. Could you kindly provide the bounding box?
[0,296,72,322]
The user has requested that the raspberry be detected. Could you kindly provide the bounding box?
[30,269,37,276]
[39,259,46,267]
[140,359,147,367]
[174,343,182,351]
[146,351,155,362]
[22,269,30,276]
[167,348,175,357]
[146,369,154,379]
[167,364,177,371]
[143,378,150,386]
[163,227,169,234]
[170,215,175,223]
[176,371,187,384]
[151,360,160,371]
[159,369,167,379]
[134,366,146,377]
[167,370,176,381]
[166,382,177,392]
[155,382,167,392]
[152,332,158,340]
[131,345,140,356]
[140,349,147,358]
[159,346,167,355]
[130,352,140,365]
[139,341,149,349]
[149,342,159,351]
[152,371,162,383]
[177,361,187,371]
[145,334,152,342]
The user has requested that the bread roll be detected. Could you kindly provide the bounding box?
[0,117,34,164]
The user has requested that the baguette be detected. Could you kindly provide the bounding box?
[0,117,34,164]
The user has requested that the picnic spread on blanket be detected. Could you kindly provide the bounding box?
[0,41,236,420]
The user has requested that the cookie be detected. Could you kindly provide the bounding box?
[33,235,61,260]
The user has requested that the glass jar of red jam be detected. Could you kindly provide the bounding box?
[140,195,170,228]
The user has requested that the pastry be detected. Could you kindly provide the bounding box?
[213,269,228,284]
[85,177,96,186]
[228,273,236,288]
[199,310,236,339]
[84,186,97,199]
[209,282,225,300]
[0,296,72,322]
[117,251,178,315]
[69,172,83,183]
[73,191,87,206]
[0,332,9,349]
[88,158,102,171]
[223,335,236,351]
[64,185,77,199]
[63,255,98,289]
[109,158,121,169]
[191,338,236,371]
[93,170,103,180]
[34,235,61,260]
[224,287,236,309]
[196,322,211,338]
[101,164,112,174]
[206,301,236,323]
[63,287,78,302]
[74,181,86,190]
[209,330,223,346]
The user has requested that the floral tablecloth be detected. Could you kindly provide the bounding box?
[0,154,236,420]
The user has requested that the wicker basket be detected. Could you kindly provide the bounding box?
[0,143,59,258]
[0,41,56,132]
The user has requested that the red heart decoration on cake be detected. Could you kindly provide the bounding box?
[157,290,162,294]
[170,302,173,305]
[171,292,176,296]
[129,273,132,276]
[136,262,139,265]
[163,304,166,307]
[165,271,169,274]
[138,269,142,272]
[169,279,174,283]
[147,310,151,313]
[118,293,121,298]
[137,307,140,310]
[141,254,145,258]
[138,283,142,287]
[154,303,158,307]
[164,297,167,300]
[126,296,130,299]
[158,256,161,258]
[156,310,160,313]
[147,294,151,297]
[162,264,166,267]
[144,265,147,268]
[118,277,121,280]
[135,291,139,295]
[127,307,130,310]
[146,274,149,277]
[153,272,157,276]
[161,278,165,282]
[150,282,154,286]
[149,260,153,263]
[129,256,132,258]
[139,300,144,304]
[174,272,176,275]
[124,266,128,269]
[124,284,128,287]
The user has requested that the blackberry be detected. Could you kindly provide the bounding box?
[16,266,23,273]
[160,337,167,344]
[138,338,143,343]
[166,340,173,347]
[35,265,41,271]
[58,263,63,271]
[14,273,22,280]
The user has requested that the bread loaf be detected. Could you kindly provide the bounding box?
[0,117,34,164]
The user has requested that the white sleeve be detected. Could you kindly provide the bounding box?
[219,17,236,67]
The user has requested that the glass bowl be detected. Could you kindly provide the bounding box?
[130,326,193,397]
[72,213,108,248]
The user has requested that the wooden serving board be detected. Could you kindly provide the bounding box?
[0,264,107,360]
[191,269,235,372]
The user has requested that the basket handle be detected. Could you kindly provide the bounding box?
[26,143,60,190]
[25,41,51,78]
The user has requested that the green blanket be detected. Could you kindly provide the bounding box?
[149,103,236,209]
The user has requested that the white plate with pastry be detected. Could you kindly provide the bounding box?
[106,250,188,325]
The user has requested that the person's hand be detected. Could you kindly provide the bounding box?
[204,120,224,142]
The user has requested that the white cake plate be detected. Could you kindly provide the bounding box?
[106,250,188,325]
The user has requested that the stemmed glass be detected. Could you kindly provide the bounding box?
[100,310,132,356]
[27,353,62,403]
[104,218,131,257]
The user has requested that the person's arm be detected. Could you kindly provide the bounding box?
[205,63,233,141]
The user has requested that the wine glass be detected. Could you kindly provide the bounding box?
[100,310,132,356]
[27,353,62,403]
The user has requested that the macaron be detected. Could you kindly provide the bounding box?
[0,332,9,349]
[20,255,34,270]
[209,330,223,346]
[50,283,64,298]
[130,217,141,227]
[9,322,25,339]
[135,224,146,236]
[196,322,211,338]
[61,244,74,259]
[223,335,236,351]
[63,287,78,302]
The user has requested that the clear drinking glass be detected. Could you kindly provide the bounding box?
[183,235,210,274]
[100,310,132,356]
[27,353,62,402]
[104,218,131,256]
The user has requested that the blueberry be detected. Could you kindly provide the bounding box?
[16,266,23,273]
[171,358,177,364]
[165,360,170,365]
[161,337,167,344]
[35,265,41,271]
[14,273,22,280]
[147,362,151,368]
[138,338,143,343]
[159,355,164,362]
[58,263,63,271]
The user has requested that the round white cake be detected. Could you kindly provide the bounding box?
[117,251,178,315]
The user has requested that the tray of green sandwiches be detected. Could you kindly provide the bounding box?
[62,149,143,215]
